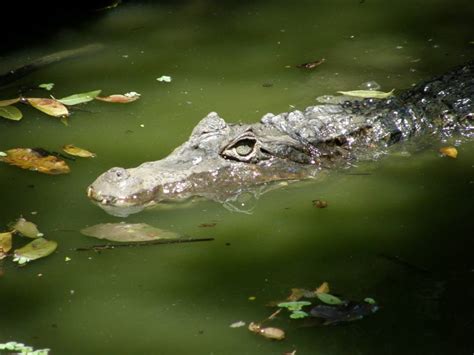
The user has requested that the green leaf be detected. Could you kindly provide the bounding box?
[13,238,57,264]
[0,105,22,120]
[38,83,54,91]
[58,90,102,105]
[0,97,20,106]
[336,89,395,99]
[290,310,309,319]
[316,292,344,305]
[364,297,376,304]
[277,301,312,311]
[27,98,69,117]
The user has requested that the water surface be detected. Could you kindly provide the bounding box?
[0,1,473,354]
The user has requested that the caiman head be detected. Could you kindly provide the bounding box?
[87,111,326,216]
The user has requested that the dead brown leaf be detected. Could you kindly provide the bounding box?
[0,148,70,174]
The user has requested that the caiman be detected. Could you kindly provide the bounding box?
[88,61,474,217]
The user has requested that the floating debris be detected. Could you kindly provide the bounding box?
[337,89,394,99]
[248,322,285,340]
[0,148,70,174]
[10,217,43,238]
[312,199,328,208]
[156,75,172,82]
[81,222,179,242]
[439,146,458,158]
[62,144,96,158]
[296,58,326,69]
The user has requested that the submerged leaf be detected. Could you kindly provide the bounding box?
[0,98,20,106]
[0,148,70,174]
[337,89,394,99]
[0,232,12,259]
[81,222,179,242]
[62,144,96,158]
[95,92,140,103]
[27,98,69,117]
[58,90,101,105]
[13,238,57,264]
[0,105,22,120]
[38,83,54,91]
[439,146,458,158]
[316,292,344,305]
[11,217,43,238]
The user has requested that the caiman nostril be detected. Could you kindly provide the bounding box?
[107,167,130,182]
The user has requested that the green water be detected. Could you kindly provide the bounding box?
[1,1,473,354]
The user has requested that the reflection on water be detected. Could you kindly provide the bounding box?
[0,1,473,354]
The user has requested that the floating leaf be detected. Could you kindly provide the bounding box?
[439,146,458,158]
[27,98,69,117]
[13,238,57,265]
[95,92,140,103]
[278,301,311,312]
[0,98,20,106]
[0,232,12,259]
[156,75,172,82]
[248,322,285,340]
[229,321,246,328]
[337,89,394,99]
[0,342,50,354]
[0,148,70,174]
[316,292,344,305]
[58,90,101,105]
[364,297,376,304]
[312,199,328,208]
[62,144,96,158]
[296,58,325,69]
[0,105,22,120]
[315,281,330,294]
[38,83,54,91]
[289,310,309,319]
[81,222,179,242]
[11,217,43,238]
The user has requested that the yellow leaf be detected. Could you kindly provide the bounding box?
[439,146,458,159]
[27,98,69,117]
[0,148,70,174]
[0,232,12,259]
[315,281,330,294]
[63,144,96,158]
[337,89,395,99]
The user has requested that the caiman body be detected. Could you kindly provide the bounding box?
[88,62,474,216]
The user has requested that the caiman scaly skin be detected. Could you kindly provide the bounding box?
[88,62,474,216]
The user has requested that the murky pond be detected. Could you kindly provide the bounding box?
[1,1,473,354]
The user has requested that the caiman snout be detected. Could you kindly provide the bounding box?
[87,166,150,208]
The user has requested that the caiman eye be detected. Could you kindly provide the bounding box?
[221,135,259,162]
